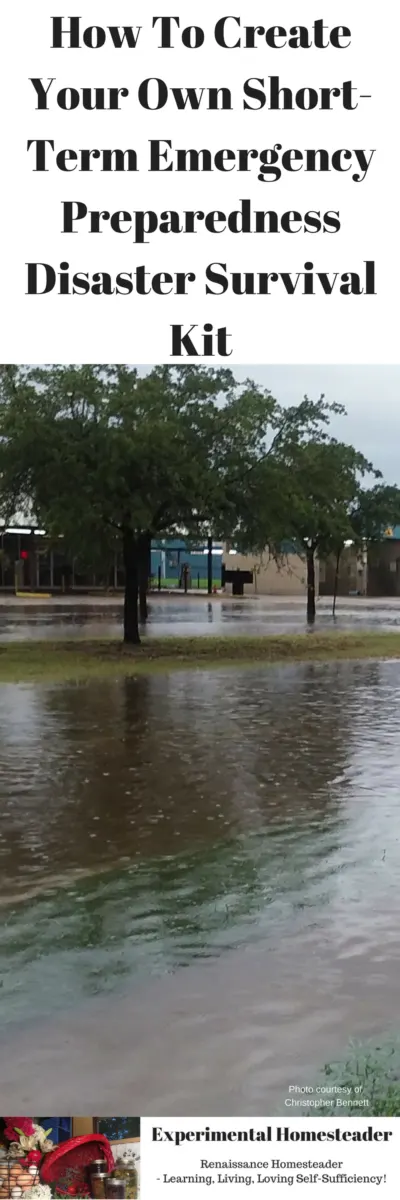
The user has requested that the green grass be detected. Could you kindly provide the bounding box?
[0,630,400,683]
[314,1039,400,1116]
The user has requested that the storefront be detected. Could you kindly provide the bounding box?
[0,529,222,593]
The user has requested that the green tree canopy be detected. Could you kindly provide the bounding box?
[0,365,280,641]
[233,402,379,620]
[349,483,400,546]
[1,369,397,634]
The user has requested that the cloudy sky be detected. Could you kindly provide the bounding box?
[36,362,400,484]
[229,365,400,485]
[139,365,399,484]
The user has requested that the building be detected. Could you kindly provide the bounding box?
[0,525,223,592]
[2,521,400,598]
[318,543,366,597]
[319,528,400,598]
[222,544,315,596]
[223,528,400,600]
[368,526,400,596]
[151,539,222,588]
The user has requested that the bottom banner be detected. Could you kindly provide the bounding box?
[140,1117,396,1195]
[0,1116,396,1196]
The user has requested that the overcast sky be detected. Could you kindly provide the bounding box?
[138,365,399,484]
[34,362,399,484]
[230,365,400,484]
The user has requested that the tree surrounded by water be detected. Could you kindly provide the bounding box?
[1,365,400,637]
[0,365,278,642]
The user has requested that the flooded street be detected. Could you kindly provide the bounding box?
[1,658,400,1109]
[1,593,400,639]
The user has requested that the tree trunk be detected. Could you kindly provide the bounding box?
[207,535,213,596]
[123,529,140,644]
[138,533,151,622]
[306,548,316,623]
[332,548,341,617]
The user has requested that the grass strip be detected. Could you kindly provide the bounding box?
[0,631,400,682]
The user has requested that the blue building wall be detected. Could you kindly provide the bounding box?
[150,540,222,583]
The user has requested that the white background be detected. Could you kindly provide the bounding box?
[0,0,398,363]
[140,1116,397,1196]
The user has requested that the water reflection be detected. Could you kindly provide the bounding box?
[1,660,400,1108]
[1,595,400,641]
[0,665,353,900]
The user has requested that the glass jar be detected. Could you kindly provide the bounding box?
[90,1161,109,1175]
[105,1181,126,1200]
[112,1164,138,1200]
[91,1172,109,1198]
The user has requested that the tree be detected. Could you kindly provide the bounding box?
[310,482,400,613]
[233,398,377,621]
[284,439,376,620]
[349,483,400,546]
[0,365,280,644]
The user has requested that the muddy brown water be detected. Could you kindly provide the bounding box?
[1,659,400,1110]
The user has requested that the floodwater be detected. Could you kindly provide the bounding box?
[1,659,400,1110]
[1,593,400,640]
